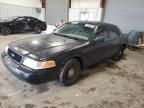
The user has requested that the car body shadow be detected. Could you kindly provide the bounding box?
[79,54,127,81]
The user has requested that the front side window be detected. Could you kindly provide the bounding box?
[96,27,109,40]
[54,23,95,41]
[16,17,25,22]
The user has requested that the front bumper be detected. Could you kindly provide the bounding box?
[1,52,59,84]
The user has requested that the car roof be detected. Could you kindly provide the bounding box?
[70,21,117,28]
[15,16,36,18]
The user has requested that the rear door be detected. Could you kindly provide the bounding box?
[107,27,121,56]
[26,17,38,30]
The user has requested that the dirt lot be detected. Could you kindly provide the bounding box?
[0,33,144,108]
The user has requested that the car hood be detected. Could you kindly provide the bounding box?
[9,34,84,59]
[0,21,9,27]
[0,20,10,24]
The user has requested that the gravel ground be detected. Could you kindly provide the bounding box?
[0,33,144,108]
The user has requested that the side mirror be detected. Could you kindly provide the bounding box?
[94,37,104,43]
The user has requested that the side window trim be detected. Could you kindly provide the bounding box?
[107,27,120,41]
[95,26,109,41]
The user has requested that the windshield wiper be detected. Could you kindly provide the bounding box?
[54,33,81,41]
[68,36,80,41]
[54,33,71,39]
[54,33,67,37]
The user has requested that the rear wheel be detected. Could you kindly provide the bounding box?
[128,46,135,51]
[34,26,42,34]
[112,47,125,61]
[1,26,11,35]
[59,59,81,86]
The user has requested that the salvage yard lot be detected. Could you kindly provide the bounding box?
[0,33,144,108]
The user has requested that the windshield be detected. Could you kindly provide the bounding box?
[54,22,95,41]
[2,16,18,21]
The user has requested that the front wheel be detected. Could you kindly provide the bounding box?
[59,59,81,86]
[1,26,11,35]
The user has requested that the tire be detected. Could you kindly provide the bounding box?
[128,46,135,51]
[1,26,11,35]
[112,47,125,61]
[59,59,81,86]
[34,26,42,34]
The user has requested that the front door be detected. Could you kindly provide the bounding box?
[82,27,112,67]
[13,17,27,32]
[107,28,121,56]
[92,27,112,63]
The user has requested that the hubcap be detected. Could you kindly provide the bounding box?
[119,50,122,56]
[35,27,41,33]
[68,68,75,78]
[38,28,41,32]
[6,29,9,33]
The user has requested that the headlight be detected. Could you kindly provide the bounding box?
[23,57,56,70]
[5,45,9,53]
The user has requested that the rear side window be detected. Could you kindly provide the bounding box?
[108,28,120,40]
[27,17,38,22]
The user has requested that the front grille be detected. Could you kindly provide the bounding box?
[8,48,22,63]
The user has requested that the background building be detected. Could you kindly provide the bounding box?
[0,0,45,21]
[46,0,144,33]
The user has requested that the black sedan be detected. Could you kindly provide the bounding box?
[0,16,47,35]
[1,21,127,86]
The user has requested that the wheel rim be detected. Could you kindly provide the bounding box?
[65,67,76,80]
[37,28,41,32]
[35,27,41,33]
[68,68,75,78]
[118,50,122,56]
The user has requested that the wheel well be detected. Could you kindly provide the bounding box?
[35,24,41,28]
[65,57,83,69]
[74,57,83,69]
[1,25,9,29]
[1,25,11,30]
